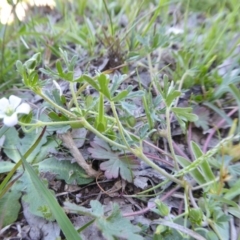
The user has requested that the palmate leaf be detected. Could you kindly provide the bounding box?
[120,101,138,115]
[88,137,136,182]
[64,200,143,240]
[100,156,133,182]
[94,202,143,240]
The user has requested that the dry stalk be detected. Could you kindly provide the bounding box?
[59,131,99,178]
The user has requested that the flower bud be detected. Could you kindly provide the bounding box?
[189,208,203,225]
[155,199,169,216]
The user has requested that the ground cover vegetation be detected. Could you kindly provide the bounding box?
[0,0,240,239]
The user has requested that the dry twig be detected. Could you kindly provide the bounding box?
[59,131,99,178]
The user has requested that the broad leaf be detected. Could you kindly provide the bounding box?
[0,189,21,227]
[0,162,15,174]
[21,172,55,221]
[38,157,93,185]
[33,138,60,163]
[3,128,47,163]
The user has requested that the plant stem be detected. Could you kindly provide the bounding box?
[68,82,88,109]
[110,101,131,149]
[38,91,75,118]
[133,147,183,186]
[192,177,220,191]
[184,184,190,232]
[166,107,179,170]
[19,119,84,127]
[69,82,82,114]
[82,118,128,150]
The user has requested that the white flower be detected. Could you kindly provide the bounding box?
[0,95,31,127]
[167,27,184,35]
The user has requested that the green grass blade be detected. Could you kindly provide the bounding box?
[21,151,82,240]
[0,127,46,197]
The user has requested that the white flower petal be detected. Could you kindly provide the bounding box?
[3,113,18,127]
[16,103,31,114]
[167,27,184,35]
[9,95,22,110]
[0,112,6,118]
[53,80,63,96]
[0,97,10,112]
